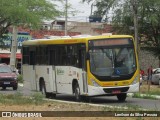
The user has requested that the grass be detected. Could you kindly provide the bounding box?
[132,81,160,99]
[133,93,157,100]
[0,92,45,105]
[102,103,143,111]
[140,81,160,95]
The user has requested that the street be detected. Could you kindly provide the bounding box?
[0,83,160,111]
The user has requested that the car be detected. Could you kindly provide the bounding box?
[152,68,160,85]
[0,63,18,90]
[153,68,159,72]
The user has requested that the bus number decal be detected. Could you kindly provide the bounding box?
[57,68,64,75]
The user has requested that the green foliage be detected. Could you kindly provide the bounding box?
[0,0,61,26]
[82,0,160,58]
[17,75,23,83]
[133,93,157,100]
[31,92,45,105]
[0,92,45,105]
[0,0,61,38]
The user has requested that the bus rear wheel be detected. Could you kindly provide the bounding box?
[117,93,127,102]
[74,83,81,101]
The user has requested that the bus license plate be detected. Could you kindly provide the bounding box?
[112,90,121,94]
[4,82,10,84]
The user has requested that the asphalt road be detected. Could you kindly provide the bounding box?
[0,84,160,111]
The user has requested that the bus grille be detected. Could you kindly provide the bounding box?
[103,87,129,93]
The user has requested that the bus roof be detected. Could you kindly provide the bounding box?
[22,35,133,46]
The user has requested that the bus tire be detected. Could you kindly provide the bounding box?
[50,93,56,99]
[40,81,48,98]
[74,83,81,102]
[117,93,127,102]
[81,96,91,103]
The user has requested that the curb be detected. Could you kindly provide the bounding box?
[127,93,160,100]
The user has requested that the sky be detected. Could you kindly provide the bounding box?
[55,0,93,22]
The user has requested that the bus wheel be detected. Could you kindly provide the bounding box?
[50,93,56,99]
[40,81,47,97]
[117,93,127,102]
[81,96,91,103]
[74,83,81,101]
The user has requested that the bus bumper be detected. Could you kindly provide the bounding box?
[87,83,139,96]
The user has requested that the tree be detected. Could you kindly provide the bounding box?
[83,0,160,60]
[0,0,61,38]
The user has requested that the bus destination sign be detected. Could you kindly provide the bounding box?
[90,39,131,47]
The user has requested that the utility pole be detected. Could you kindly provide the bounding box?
[131,0,140,92]
[10,26,17,71]
[131,0,139,53]
[65,0,68,36]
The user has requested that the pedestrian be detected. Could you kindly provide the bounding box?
[147,66,153,92]
[147,66,153,84]
[140,68,145,80]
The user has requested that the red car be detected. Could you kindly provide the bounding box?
[0,64,18,90]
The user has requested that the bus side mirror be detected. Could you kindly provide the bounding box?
[86,52,90,60]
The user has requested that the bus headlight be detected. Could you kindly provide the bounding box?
[131,76,139,85]
[91,79,100,87]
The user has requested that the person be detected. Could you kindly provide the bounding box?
[140,68,145,80]
[140,69,145,76]
[147,66,153,84]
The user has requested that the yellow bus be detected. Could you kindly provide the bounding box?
[22,34,140,102]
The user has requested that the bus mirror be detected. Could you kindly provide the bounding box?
[86,52,90,60]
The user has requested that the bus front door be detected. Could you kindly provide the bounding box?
[79,49,88,94]
[49,50,57,93]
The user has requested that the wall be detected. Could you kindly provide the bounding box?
[139,49,159,74]
[68,22,113,35]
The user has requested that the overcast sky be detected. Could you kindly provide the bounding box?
[55,0,93,22]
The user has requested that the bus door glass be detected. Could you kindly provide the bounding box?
[79,44,88,93]
[29,50,37,90]
[49,48,57,92]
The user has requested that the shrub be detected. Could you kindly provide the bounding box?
[17,75,23,83]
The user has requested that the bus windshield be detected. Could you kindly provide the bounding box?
[89,39,136,79]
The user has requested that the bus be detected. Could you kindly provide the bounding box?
[22,34,140,102]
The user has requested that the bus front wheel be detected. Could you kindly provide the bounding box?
[74,83,81,101]
[40,81,47,97]
[117,93,127,102]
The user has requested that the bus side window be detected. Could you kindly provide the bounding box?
[49,50,56,65]
[30,51,35,65]
[78,44,86,70]
[23,47,29,64]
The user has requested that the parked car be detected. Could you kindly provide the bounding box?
[0,64,18,90]
[152,68,160,85]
